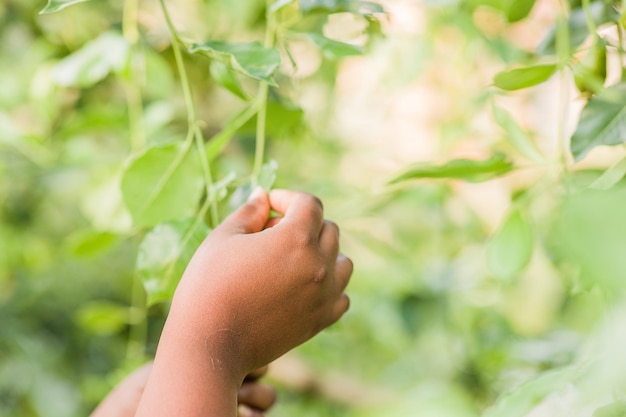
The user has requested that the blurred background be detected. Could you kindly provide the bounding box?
[2,0,626,416]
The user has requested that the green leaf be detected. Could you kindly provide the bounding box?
[590,156,626,190]
[483,366,578,417]
[570,85,626,161]
[121,143,203,227]
[486,209,533,280]
[40,0,92,14]
[75,301,130,335]
[189,41,281,86]
[270,0,296,12]
[493,64,557,91]
[52,32,130,88]
[573,37,607,97]
[506,0,535,22]
[137,219,209,305]
[298,0,383,15]
[67,231,119,257]
[306,33,364,59]
[388,154,514,184]
[205,104,259,162]
[254,160,279,191]
[594,401,626,417]
[239,99,304,139]
[536,3,619,56]
[210,61,250,100]
[552,189,626,293]
[80,169,133,233]
[492,103,543,162]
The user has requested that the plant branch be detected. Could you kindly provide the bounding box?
[123,0,145,154]
[159,0,219,226]
[123,0,147,367]
[252,1,278,181]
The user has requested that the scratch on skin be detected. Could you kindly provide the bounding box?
[204,328,240,371]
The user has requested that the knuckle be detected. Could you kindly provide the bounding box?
[300,193,323,212]
[291,229,315,249]
[311,262,328,283]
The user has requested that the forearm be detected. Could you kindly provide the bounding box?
[134,313,243,417]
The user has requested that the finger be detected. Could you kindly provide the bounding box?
[237,405,265,417]
[216,187,270,236]
[238,382,277,411]
[268,190,323,235]
[245,366,269,381]
[319,220,340,258]
[334,254,353,293]
[263,217,282,229]
[330,293,350,324]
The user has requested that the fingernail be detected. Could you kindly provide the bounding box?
[247,186,265,203]
[238,405,253,417]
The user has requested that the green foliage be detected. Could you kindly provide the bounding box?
[4,0,626,416]
[121,143,203,227]
[388,154,514,184]
[52,32,130,87]
[493,64,558,91]
[137,219,209,305]
[486,208,533,280]
[189,41,282,85]
[570,85,626,161]
[492,104,543,162]
[39,0,93,14]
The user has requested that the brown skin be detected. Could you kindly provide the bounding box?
[133,189,352,417]
[89,364,276,417]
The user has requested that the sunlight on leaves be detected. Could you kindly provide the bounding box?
[40,0,92,14]
[52,32,130,88]
[483,366,579,417]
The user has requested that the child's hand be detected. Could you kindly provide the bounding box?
[168,188,353,380]
[237,366,276,417]
[90,364,276,417]
[135,189,352,416]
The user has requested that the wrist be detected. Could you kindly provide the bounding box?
[162,295,250,384]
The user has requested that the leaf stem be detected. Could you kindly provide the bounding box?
[252,1,278,181]
[581,0,598,35]
[122,0,147,366]
[555,0,571,171]
[159,0,219,227]
[123,0,145,154]
[253,83,269,181]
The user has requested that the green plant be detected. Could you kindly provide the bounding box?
[3,0,626,416]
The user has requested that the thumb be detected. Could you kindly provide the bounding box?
[217,187,270,236]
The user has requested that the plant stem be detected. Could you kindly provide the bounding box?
[122,0,147,367]
[252,1,278,181]
[253,82,269,181]
[123,0,145,154]
[581,0,598,35]
[159,0,219,227]
[125,266,147,365]
[556,0,571,172]
[159,0,197,126]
